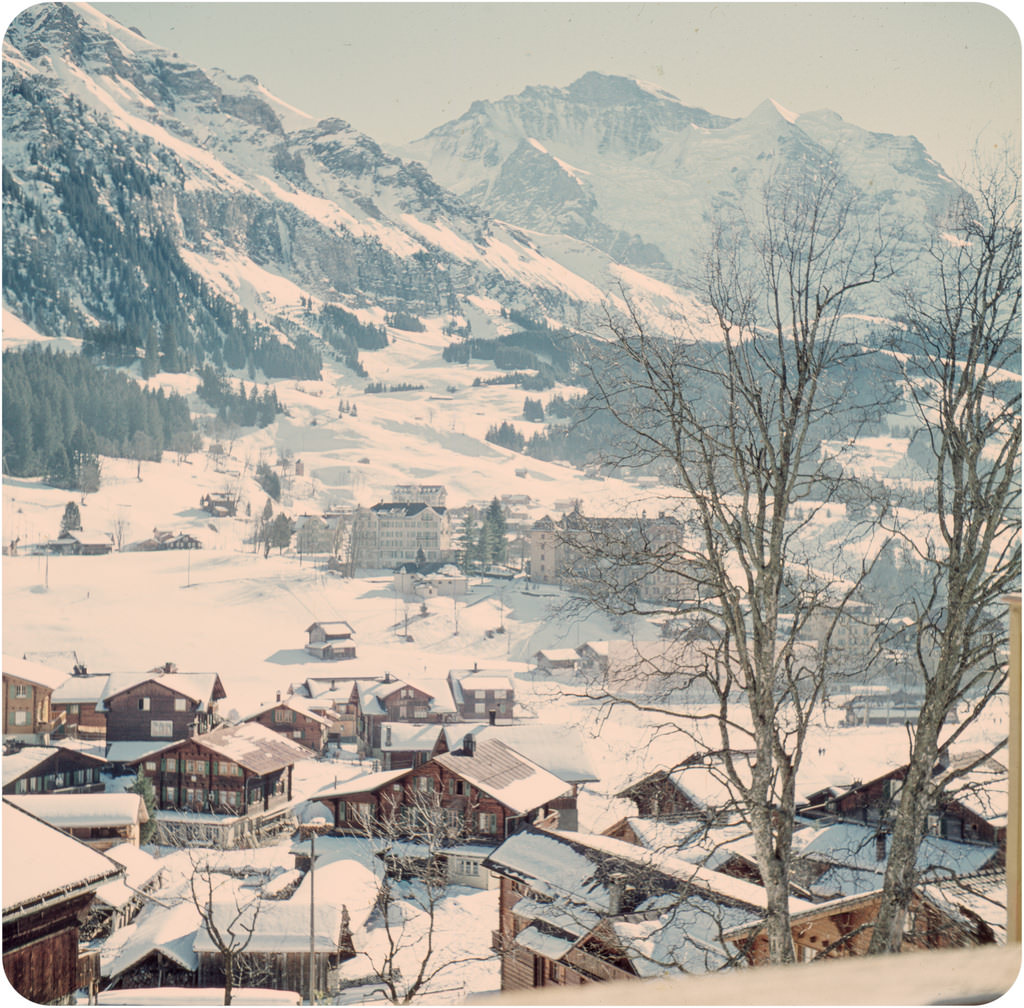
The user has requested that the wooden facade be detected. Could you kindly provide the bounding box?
[3,889,96,1004]
[104,675,224,744]
[3,802,122,1005]
[244,703,328,754]
[318,737,572,842]
[3,660,65,743]
[3,746,105,795]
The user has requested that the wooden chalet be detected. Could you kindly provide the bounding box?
[2,743,105,795]
[48,530,114,555]
[485,825,812,992]
[352,674,450,758]
[313,733,576,843]
[136,722,313,844]
[305,620,357,660]
[447,665,515,720]
[199,492,237,517]
[133,529,203,551]
[8,792,150,851]
[239,693,331,753]
[51,671,110,740]
[194,858,377,997]
[798,752,1007,848]
[725,868,1007,965]
[616,752,751,820]
[3,656,67,744]
[533,648,580,675]
[3,800,122,1004]
[100,664,226,744]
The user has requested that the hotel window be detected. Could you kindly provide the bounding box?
[174,698,187,712]
[138,697,151,711]
[151,720,173,737]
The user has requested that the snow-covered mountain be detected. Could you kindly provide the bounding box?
[3,5,965,380]
[4,4,680,378]
[406,71,962,284]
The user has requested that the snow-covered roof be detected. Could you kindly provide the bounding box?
[379,722,443,752]
[51,673,110,704]
[918,870,1006,941]
[181,722,314,774]
[490,827,773,977]
[94,844,163,910]
[238,693,331,727]
[3,654,68,691]
[2,801,121,915]
[433,738,570,814]
[311,767,410,800]
[7,792,148,827]
[441,723,599,784]
[106,741,173,764]
[535,649,580,663]
[102,898,200,978]
[306,620,355,636]
[99,671,223,709]
[2,745,102,786]
[487,827,814,917]
[798,821,999,881]
[192,859,377,954]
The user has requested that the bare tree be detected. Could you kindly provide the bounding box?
[186,850,264,1005]
[867,155,1021,954]
[574,163,901,964]
[353,790,496,1003]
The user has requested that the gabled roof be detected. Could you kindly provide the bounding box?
[94,844,163,911]
[440,723,599,784]
[101,898,200,978]
[917,869,1007,942]
[99,671,226,710]
[617,760,741,811]
[8,792,148,828]
[486,826,810,978]
[2,744,105,786]
[163,722,313,774]
[305,620,355,637]
[379,722,445,752]
[52,673,110,704]
[3,655,68,691]
[311,767,411,801]
[432,738,569,814]
[797,820,999,883]
[2,800,122,917]
[238,694,331,727]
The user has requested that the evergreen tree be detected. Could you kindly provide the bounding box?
[59,500,82,537]
[484,497,509,564]
[127,769,158,844]
[457,512,478,572]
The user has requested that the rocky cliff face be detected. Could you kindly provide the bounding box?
[2,4,632,378]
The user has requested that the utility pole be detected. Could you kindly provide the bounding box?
[308,831,315,1005]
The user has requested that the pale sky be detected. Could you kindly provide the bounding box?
[67,3,1023,174]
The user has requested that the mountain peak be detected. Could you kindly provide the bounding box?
[565,71,679,107]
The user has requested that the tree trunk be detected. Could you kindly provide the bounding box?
[867,692,945,953]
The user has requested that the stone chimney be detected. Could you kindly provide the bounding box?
[276,690,281,703]
[463,733,475,756]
